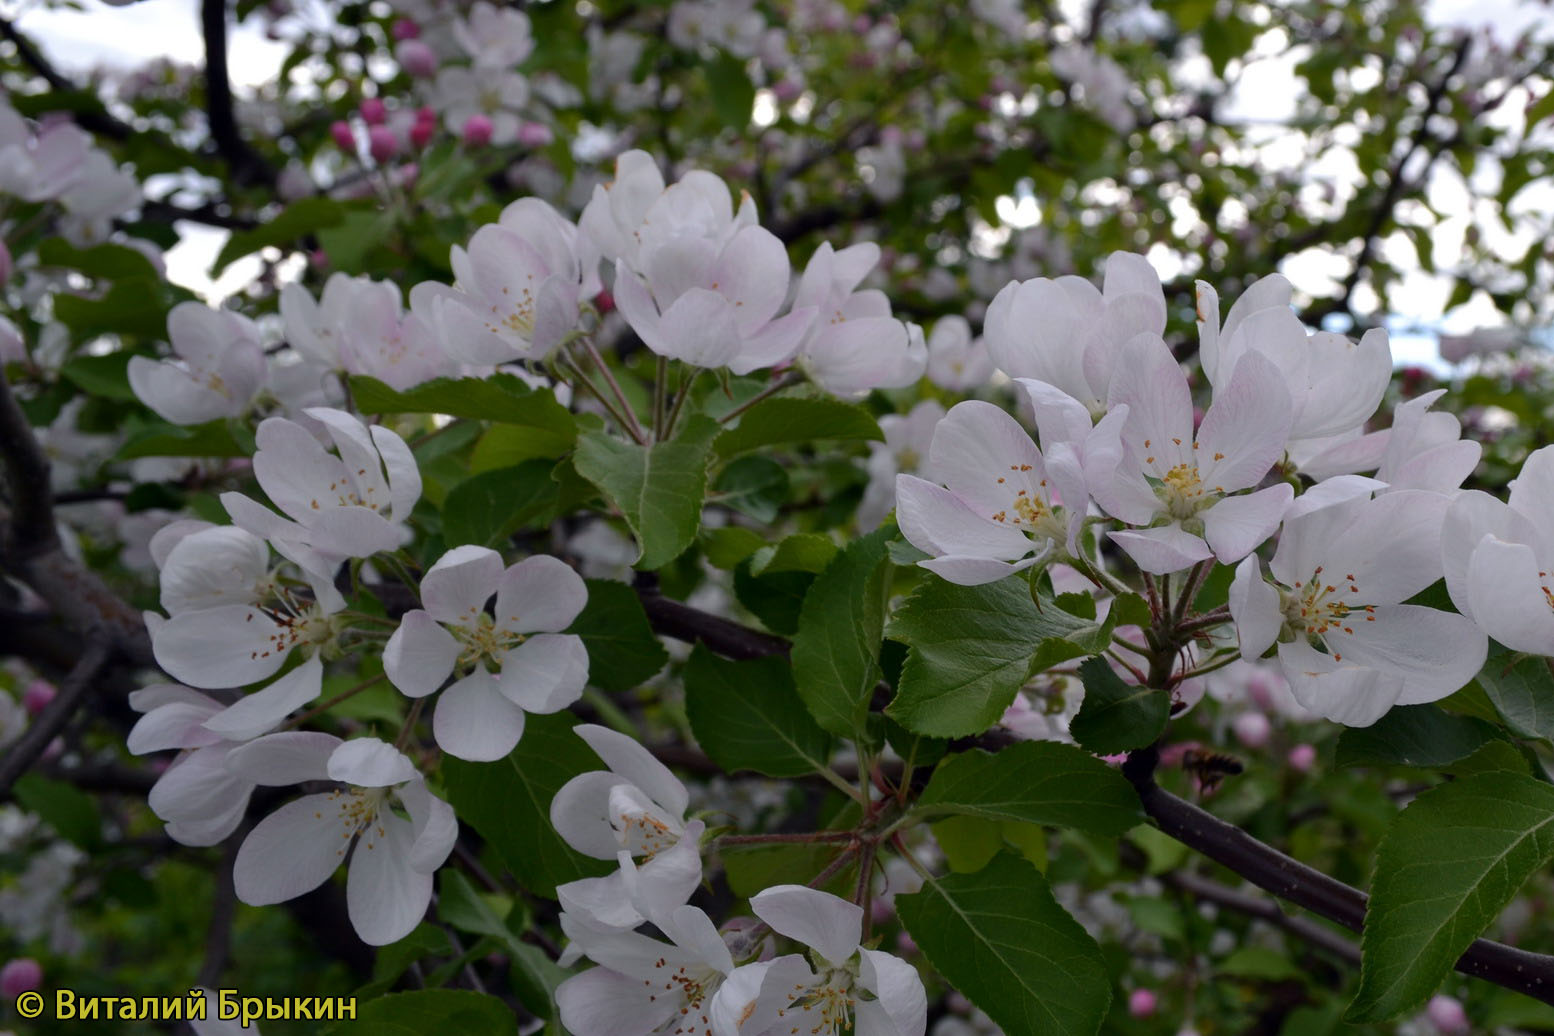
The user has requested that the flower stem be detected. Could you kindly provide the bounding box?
[580,337,647,443]
[718,372,802,424]
[717,831,857,847]
[283,671,387,730]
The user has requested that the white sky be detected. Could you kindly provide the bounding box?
[16,0,1554,372]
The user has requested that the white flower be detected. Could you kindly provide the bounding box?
[789,242,925,395]
[452,1,534,67]
[1443,444,1554,655]
[1085,334,1294,574]
[551,723,691,860]
[280,273,387,369]
[924,315,995,392]
[430,65,529,143]
[229,736,457,946]
[1231,489,1487,727]
[556,820,705,931]
[0,108,90,202]
[411,197,585,364]
[983,252,1165,416]
[1049,46,1134,132]
[1296,389,1481,493]
[57,150,141,245]
[709,885,926,1036]
[667,0,765,57]
[895,399,1087,585]
[384,548,589,760]
[859,399,944,530]
[221,407,421,567]
[128,302,265,425]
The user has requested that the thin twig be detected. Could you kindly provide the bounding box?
[0,640,112,796]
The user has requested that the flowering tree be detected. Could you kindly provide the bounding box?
[1,0,1554,1033]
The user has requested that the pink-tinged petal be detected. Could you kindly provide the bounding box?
[573,723,690,820]
[1277,640,1402,728]
[384,610,460,698]
[1391,439,1480,495]
[1013,379,1092,452]
[127,357,233,425]
[251,416,349,524]
[557,870,643,929]
[1297,427,1390,480]
[858,948,928,1036]
[152,605,290,689]
[894,475,1034,562]
[369,424,422,522]
[750,885,862,967]
[149,745,252,827]
[1329,605,1487,705]
[1201,484,1292,564]
[166,797,249,848]
[1283,475,1386,525]
[1108,526,1214,575]
[306,406,387,500]
[221,491,304,544]
[201,656,323,741]
[804,316,917,395]
[433,670,527,761]
[347,812,432,945]
[1297,328,1391,439]
[1081,407,1160,526]
[714,225,789,331]
[158,526,269,615]
[1443,491,1539,617]
[1107,333,1193,472]
[663,904,734,974]
[495,554,588,633]
[1197,350,1293,491]
[148,519,217,570]
[233,794,346,905]
[1509,445,1554,553]
[1229,556,1282,660]
[1103,252,1164,306]
[729,306,814,374]
[1081,292,1169,399]
[920,554,1041,586]
[1043,440,1090,557]
[128,700,224,754]
[129,682,213,713]
[397,779,458,872]
[927,400,1048,515]
[498,633,588,713]
[557,968,680,1036]
[1276,490,1446,607]
[1465,537,1554,655]
[328,737,417,787]
[550,772,633,858]
[305,507,403,559]
[225,730,342,785]
[654,287,745,368]
[420,545,503,625]
[611,263,666,345]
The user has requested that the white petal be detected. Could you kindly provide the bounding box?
[225,730,342,785]
[551,772,635,859]
[433,670,528,761]
[894,476,1035,562]
[557,968,679,1036]
[419,544,503,626]
[1333,605,1487,705]
[1197,350,1292,492]
[749,885,862,967]
[1465,536,1554,655]
[1277,640,1401,727]
[1229,556,1282,660]
[158,526,269,614]
[498,633,589,713]
[328,737,418,787]
[201,656,323,741]
[347,812,433,946]
[919,553,1041,586]
[495,554,588,633]
[1201,484,1292,564]
[573,723,690,821]
[128,699,224,754]
[152,605,291,689]
[384,610,460,698]
[858,948,928,1036]
[1108,526,1214,575]
[233,794,346,905]
[398,779,459,872]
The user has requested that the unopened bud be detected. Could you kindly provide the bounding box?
[359,97,386,125]
[21,679,54,716]
[0,959,42,998]
[368,125,400,163]
[1232,711,1271,749]
[1426,994,1469,1034]
[462,114,493,147]
[1128,989,1157,1018]
[396,39,438,79]
[330,119,356,151]
[391,17,420,40]
[1287,743,1317,773]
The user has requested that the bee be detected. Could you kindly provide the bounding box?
[1180,749,1244,795]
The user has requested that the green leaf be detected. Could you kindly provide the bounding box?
[897,853,1112,1035]
[683,644,833,778]
[886,577,1114,737]
[61,351,139,400]
[748,532,838,576]
[441,713,612,897]
[437,870,516,944]
[55,279,170,340]
[327,990,515,1035]
[471,419,580,471]
[702,526,765,569]
[1474,646,1554,743]
[1218,945,1304,982]
[930,814,1007,873]
[732,563,813,635]
[116,420,248,459]
[215,197,345,274]
[567,578,668,691]
[1348,772,1554,1022]
[13,774,99,848]
[442,463,558,547]
[792,527,893,736]
[916,741,1143,835]
[351,376,576,450]
[573,426,712,570]
[712,455,789,522]
[704,51,755,129]
[1335,704,1506,769]
[713,397,883,460]
[1068,657,1170,755]
[37,239,160,281]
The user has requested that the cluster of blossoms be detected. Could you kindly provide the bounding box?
[0,97,141,247]
[549,726,925,1036]
[893,253,1492,727]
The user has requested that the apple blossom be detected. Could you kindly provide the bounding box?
[708,885,926,1036]
[383,547,589,760]
[0,958,41,997]
[1230,489,1487,726]
[453,1,535,68]
[230,736,457,945]
[787,241,925,394]
[924,314,995,392]
[432,65,529,144]
[127,301,266,425]
[1085,334,1294,574]
[858,399,945,530]
[896,399,1087,585]
[551,722,691,860]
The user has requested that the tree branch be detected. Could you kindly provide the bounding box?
[0,17,135,140]
[0,639,112,796]
[200,0,272,186]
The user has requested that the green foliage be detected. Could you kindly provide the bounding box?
[441,463,559,547]
[1474,645,1554,743]
[791,526,893,736]
[712,396,883,460]
[327,990,516,1035]
[1349,772,1554,1021]
[898,853,1112,1036]
[1335,704,1508,769]
[683,644,833,778]
[573,421,715,569]
[1069,657,1170,755]
[215,197,345,274]
[566,578,668,691]
[915,741,1143,835]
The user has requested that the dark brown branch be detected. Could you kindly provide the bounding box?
[197,833,242,988]
[634,575,789,659]
[1123,746,1554,1006]
[200,0,272,186]
[0,368,56,557]
[0,17,134,141]
[138,199,258,231]
[1162,869,1360,966]
[0,640,112,796]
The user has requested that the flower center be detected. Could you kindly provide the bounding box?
[1281,566,1377,662]
[780,969,857,1036]
[618,808,678,858]
[324,787,390,858]
[454,611,523,667]
[647,959,719,1036]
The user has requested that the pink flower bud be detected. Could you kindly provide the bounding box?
[1426,994,1469,1034]
[945,992,972,1014]
[416,105,437,124]
[310,248,329,270]
[594,289,615,314]
[517,121,553,147]
[0,959,42,998]
[359,97,386,125]
[870,898,893,924]
[772,78,802,102]
[1128,989,1158,1018]
[461,114,493,147]
[391,17,420,40]
[1232,711,1271,749]
[852,14,872,31]
[368,125,399,163]
[396,39,439,79]
[1287,743,1317,773]
[409,119,435,149]
[330,119,356,151]
[41,735,64,761]
[21,679,54,716]
[894,929,916,955]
